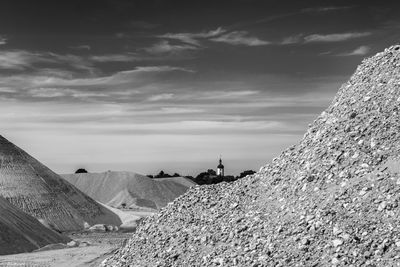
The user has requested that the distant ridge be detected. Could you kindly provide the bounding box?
[0,135,121,231]
[62,171,196,210]
[0,195,70,255]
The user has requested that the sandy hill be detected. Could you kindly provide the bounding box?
[0,195,70,255]
[103,45,400,267]
[62,171,196,210]
[0,136,121,232]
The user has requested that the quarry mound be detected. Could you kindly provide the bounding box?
[0,195,70,255]
[0,136,121,232]
[102,45,400,266]
[62,171,195,210]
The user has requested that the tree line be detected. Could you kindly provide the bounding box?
[147,169,256,185]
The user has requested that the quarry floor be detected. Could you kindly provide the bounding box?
[0,232,131,267]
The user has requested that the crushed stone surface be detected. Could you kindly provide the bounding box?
[0,136,121,232]
[103,45,400,266]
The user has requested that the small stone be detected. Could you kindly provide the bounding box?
[333,239,343,247]
[341,233,351,240]
[359,190,367,196]
[333,227,342,235]
[349,112,357,119]
[67,241,78,247]
[378,201,387,211]
[332,257,340,265]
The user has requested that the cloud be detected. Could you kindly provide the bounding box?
[69,45,91,50]
[147,93,174,102]
[132,66,194,73]
[337,46,371,56]
[0,65,193,103]
[0,36,6,45]
[210,31,270,46]
[201,90,259,100]
[281,35,303,45]
[302,6,353,13]
[160,27,226,46]
[158,27,268,48]
[145,40,199,54]
[0,87,17,93]
[28,87,109,99]
[0,50,94,72]
[161,107,203,114]
[90,54,138,62]
[304,32,371,43]
[0,51,46,70]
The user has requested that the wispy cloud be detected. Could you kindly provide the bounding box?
[145,40,199,54]
[201,90,259,99]
[161,107,203,114]
[210,31,270,46]
[90,54,138,62]
[69,45,91,50]
[160,27,225,45]
[0,51,47,70]
[302,6,354,13]
[0,65,194,103]
[336,45,371,56]
[158,27,268,48]
[133,66,194,73]
[280,35,303,45]
[304,32,371,43]
[0,36,7,45]
[0,50,94,72]
[147,93,174,102]
[28,87,109,99]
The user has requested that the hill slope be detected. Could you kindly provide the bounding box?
[0,136,121,232]
[103,45,400,266]
[62,171,196,210]
[0,196,70,255]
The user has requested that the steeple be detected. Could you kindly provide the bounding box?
[217,156,224,177]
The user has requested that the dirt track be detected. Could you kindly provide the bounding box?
[0,232,130,267]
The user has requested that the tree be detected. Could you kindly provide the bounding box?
[75,168,88,174]
[207,169,216,175]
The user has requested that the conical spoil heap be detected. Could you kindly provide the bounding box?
[0,136,121,231]
[103,45,400,267]
[62,171,195,209]
[0,196,70,255]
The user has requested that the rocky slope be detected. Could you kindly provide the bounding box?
[103,45,400,267]
[0,136,121,232]
[62,171,195,210]
[0,195,70,255]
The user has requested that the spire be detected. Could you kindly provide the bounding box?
[217,156,224,169]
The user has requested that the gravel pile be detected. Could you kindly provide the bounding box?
[62,171,195,210]
[0,196,70,255]
[0,135,121,231]
[103,45,400,267]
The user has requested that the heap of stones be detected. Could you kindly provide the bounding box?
[103,45,400,266]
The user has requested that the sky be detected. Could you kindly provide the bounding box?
[0,0,399,176]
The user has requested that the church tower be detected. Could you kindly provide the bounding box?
[217,157,224,177]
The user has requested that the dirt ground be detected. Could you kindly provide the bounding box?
[0,232,132,267]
